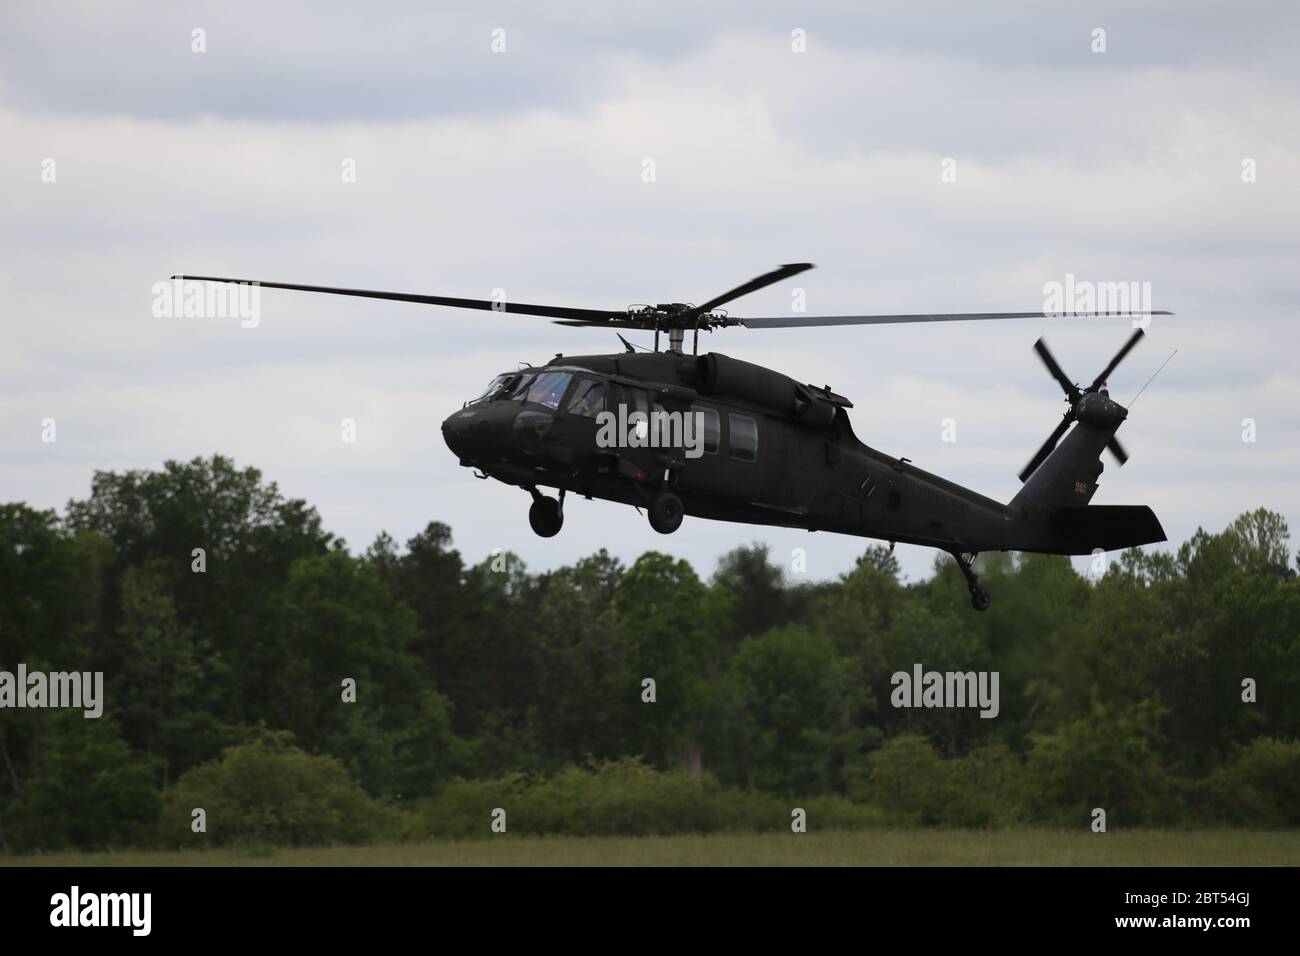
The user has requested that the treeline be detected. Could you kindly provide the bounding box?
[0,455,1297,851]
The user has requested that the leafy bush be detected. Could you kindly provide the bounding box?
[401,758,888,840]
[157,731,392,848]
[400,775,526,840]
[519,760,732,836]
[798,796,891,831]
[1196,738,1300,827]
[853,734,960,825]
[949,742,1031,827]
[851,734,1026,827]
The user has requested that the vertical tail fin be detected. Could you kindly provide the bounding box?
[1010,417,1113,509]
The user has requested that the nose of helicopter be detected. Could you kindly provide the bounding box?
[441,410,472,457]
[442,407,498,460]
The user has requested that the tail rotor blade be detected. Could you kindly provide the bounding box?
[1033,338,1078,399]
[1018,415,1074,482]
[1107,436,1129,466]
[1091,328,1146,390]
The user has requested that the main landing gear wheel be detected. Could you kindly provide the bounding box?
[528,493,563,537]
[648,491,684,534]
[952,551,991,612]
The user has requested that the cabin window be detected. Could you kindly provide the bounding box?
[524,371,573,410]
[621,387,650,417]
[691,404,720,455]
[566,379,606,417]
[729,413,758,462]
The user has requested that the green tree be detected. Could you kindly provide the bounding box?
[614,553,726,770]
[3,711,159,852]
[268,551,463,797]
[114,564,227,785]
[529,551,630,766]
[712,543,787,646]
[1025,697,1174,826]
[65,455,333,726]
[716,625,862,794]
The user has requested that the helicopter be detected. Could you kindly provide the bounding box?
[178,264,1171,610]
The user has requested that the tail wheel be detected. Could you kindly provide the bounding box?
[648,492,684,534]
[528,496,563,537]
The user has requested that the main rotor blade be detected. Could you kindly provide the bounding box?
[1090,328,1146,390]
[691,263,814,316]
[552,317,659,330]
[172,275,621,324]
[1033,337,1077,398]
[1018,415,1074,482]
[1107,436,1129,466]
[738,310,1171,329]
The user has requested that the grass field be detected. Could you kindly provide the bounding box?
[4,830,1298,867]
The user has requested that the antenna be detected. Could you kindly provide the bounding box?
[1128,350,1178,407]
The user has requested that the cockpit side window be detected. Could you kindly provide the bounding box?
[524,371,573,410]
[566,378,606,418]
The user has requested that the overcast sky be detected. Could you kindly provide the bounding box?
[2,1,1297,583]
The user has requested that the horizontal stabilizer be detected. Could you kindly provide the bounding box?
[1048,504,1166,554]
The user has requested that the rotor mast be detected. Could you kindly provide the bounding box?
[650,303,696,354]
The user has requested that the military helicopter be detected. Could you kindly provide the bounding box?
[179,264,1171,610]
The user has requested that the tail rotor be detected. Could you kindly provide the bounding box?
[1018,329,1145,482]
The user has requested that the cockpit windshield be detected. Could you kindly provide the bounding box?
[521,371,573,410]
[469,370,574,410]
[468,373,517,405]
[506,374,536,400]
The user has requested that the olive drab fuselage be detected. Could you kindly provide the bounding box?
[440,349,1153,560]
